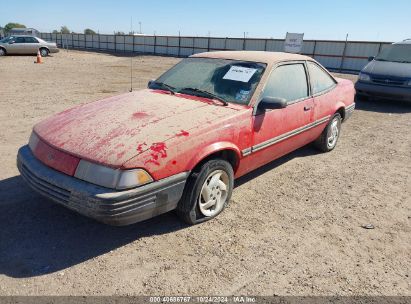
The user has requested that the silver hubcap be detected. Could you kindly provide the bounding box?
[0,49,4,56]
[40,49,47,56]
[198,170,229,217]
[327,119,339,148]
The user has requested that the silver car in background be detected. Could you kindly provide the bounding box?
[0,35,59,57]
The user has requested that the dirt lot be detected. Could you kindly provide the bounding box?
[0,50,410,296]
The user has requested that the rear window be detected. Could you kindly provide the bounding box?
[307,62,336,94]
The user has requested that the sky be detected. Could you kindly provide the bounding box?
[1,0,410,42]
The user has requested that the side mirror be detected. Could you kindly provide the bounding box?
[258,97,287,110]
[368,56,375,62]
[8,40,15,44]
[147,79,155,88]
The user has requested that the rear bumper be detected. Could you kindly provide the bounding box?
[355,81,411,101]
[344,103,355,121]
[17,145,188,226]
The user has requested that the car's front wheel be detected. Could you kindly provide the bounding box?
[314,113,342,152]
[39,48,49,57]
[177,159,234,224]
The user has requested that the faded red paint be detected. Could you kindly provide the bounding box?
[136,142,147,153]
[32,138,80,176]
[176,130,189,137]
[117,151,126,159]
[132,112,149,119]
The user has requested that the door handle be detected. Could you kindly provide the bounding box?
[304,106,312,111]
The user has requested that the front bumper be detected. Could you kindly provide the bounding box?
[355,81,411,101]
[17,145,188,226]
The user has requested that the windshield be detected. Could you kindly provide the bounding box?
[153,57,266,105]
[0,36,14,43]
[375,44,411,63]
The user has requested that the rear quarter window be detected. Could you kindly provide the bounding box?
[308,62,336,94]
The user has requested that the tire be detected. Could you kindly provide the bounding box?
[176,159,234,224]
[0,48,6,56]
[39,48,49,57]
[314,113,342,152]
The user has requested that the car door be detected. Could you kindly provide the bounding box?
[11,36,27,54]
[5,36,20,54]
[24,36,40,54]
[306,61,338,138]
[244,62,315,170]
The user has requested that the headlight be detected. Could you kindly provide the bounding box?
[359,73,371,82]
[74,159,153,190]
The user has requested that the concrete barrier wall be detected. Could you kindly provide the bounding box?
[40,33,393,73]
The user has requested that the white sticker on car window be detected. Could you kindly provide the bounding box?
[223,66,257,83]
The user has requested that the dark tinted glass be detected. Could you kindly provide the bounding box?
[307,62,336,94]
[15,37,25,43]
[24,37,38,43]
[262,64,308,102]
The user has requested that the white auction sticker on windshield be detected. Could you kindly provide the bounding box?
[223,66,257,82]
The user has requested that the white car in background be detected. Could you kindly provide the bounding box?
[0,35,59,57]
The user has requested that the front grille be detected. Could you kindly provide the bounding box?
[20,163,71,204]
[371,77,406,86]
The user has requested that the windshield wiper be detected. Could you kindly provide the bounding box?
[178,87,228,106]
[150,81,175,95]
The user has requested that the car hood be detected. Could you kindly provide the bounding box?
[362,60,411,78]
[34,89,239,168]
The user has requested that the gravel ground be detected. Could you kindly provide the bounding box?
[0,51,410,296]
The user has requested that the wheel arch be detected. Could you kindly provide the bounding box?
[187,142,241,174]
[334,102,346,121]
[39,46,50,53]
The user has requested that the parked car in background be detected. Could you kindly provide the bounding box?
[0,35,59,56]
[17,51,355,226]
[355,39,411,101]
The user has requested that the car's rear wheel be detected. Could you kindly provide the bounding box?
[314,113,342,152]
[176,159,234,224]
[39,48,49,57]
[0,48,6,56]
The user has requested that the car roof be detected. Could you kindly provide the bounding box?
[394,39,411,45]
[191,51,312,64]
[7,35,36,37]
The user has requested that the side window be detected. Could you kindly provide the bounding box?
[261,64,308,102]
[15,37,25,43]
[25,37,39,43]
[307,62,336,94]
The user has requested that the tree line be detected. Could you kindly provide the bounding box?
[0,22,110,35]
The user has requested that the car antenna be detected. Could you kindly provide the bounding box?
[130,16,133,92]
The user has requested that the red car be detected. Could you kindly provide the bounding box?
[17,51,355,226]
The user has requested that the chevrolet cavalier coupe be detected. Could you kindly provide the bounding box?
[17,51,355,226]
